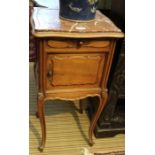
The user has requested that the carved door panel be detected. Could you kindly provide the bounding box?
[46,53,106,90]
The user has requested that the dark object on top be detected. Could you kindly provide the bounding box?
[59,0,99,22]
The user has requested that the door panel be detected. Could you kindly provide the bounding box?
[46,53,106,89]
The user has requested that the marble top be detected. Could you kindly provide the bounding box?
[31,7,124,38]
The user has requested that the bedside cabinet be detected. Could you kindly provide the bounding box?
[31,7,124,151]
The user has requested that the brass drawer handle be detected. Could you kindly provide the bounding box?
[47,70,52,78]
[76,41,84,48]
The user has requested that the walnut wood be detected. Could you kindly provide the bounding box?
[37,93,46,152]
[88,91,108,145]
[31,7,124,151]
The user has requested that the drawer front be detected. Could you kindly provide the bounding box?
[46,53,106,90]
[44,39,112,53]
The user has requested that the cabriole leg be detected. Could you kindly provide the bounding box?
[88,92,108,145]
[37,93,46,152]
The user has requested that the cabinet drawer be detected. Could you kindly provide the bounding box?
[46,53,106,90]
[44,39,112,53]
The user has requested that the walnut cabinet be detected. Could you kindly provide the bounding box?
[31,7,124,151]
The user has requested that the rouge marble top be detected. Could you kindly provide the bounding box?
[31,7,124,38]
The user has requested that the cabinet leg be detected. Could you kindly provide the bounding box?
[79,100,83,114]
[36,94,39,119]
[36,111,39,118]
[37,94,46,152]
[88,93,108,145]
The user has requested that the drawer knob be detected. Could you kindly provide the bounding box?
[47,63,52,78]
[47,70,52,77]
[77,41,84,48]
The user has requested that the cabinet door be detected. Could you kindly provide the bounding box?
[46,53,106,90]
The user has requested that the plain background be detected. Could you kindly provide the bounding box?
[0,0,155,154]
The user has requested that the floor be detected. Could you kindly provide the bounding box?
[29,62,125,155]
